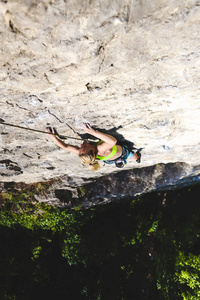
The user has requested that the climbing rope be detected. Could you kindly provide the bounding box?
[0,120,85,141]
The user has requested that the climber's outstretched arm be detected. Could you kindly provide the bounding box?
[82,123,117,153]
[46,127,80,154]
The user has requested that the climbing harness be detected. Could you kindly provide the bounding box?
[102,143,141,168]
[0,120,87,141]
[94,140,141,168]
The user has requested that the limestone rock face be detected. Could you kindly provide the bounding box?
[0,0,200,203]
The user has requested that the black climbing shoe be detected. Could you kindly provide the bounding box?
[136,151,141,163]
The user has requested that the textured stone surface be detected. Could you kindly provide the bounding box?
[0,162,199,209]
[0,0,200,201]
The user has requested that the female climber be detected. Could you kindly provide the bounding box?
[46,123,141,171]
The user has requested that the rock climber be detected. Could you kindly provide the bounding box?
[46,123,141,171]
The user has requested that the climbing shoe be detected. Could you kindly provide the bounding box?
[136,151,141,163]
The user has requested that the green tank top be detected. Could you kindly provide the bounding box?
[96,141,117,161]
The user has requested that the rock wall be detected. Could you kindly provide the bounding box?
[0,0,200,201]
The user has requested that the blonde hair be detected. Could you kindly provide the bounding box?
[88,161,101,171]
[79,151,100,171]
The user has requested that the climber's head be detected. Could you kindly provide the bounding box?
[79,141,96,155]
[79,141,100,171]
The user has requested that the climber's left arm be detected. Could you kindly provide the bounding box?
[82,123,117,146]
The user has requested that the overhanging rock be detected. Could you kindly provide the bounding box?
[36,162,200,209]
